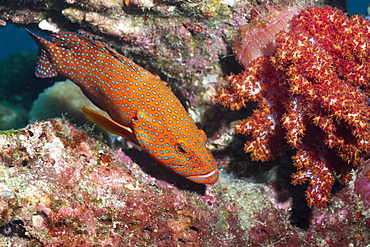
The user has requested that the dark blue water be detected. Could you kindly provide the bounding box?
[0,24,39,60]
[0,24,56,130]
[347,0,369,16]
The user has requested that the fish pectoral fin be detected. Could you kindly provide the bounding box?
[132,110,156,146]
[81,106,139,145]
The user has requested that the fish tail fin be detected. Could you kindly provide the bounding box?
[25,29,59,78]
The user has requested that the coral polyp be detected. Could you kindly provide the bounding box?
[216,6,370,207]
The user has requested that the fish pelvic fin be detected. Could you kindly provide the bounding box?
[81,106,139,145]
[26,29,59,78]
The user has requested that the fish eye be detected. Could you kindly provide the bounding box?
[175,143,187,154]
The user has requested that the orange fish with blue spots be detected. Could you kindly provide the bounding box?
[27,29,219,184]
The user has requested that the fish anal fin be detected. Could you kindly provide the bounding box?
[81,106,139,145]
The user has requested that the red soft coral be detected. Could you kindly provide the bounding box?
[216,6,370,207]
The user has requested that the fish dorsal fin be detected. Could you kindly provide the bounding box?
[50,32,93,49]
[51,32,117,56]
[90,40,144,71]
[76,37,154,78]
[81,106,139,145]
[51,32,155,79]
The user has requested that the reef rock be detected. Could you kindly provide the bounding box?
[0,119,245,246]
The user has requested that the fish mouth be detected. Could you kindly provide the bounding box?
[186,169,219,184]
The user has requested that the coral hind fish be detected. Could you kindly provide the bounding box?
[26,29,218,184]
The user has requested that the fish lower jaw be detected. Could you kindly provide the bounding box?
[186,169,219,184]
